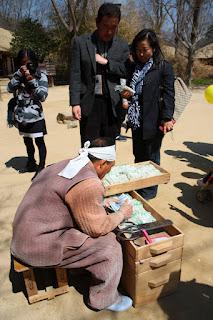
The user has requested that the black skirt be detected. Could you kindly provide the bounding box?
[17,119,47,137]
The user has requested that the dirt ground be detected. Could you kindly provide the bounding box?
[0,86,212,320]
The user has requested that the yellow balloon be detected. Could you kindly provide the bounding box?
[204,85,213,104]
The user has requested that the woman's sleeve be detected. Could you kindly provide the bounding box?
[28,72,48,102]
[7,70,23,93]
[161,61,175,120]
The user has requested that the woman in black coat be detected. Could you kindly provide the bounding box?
[122,29,175,200]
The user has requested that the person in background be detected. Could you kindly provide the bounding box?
[121,29,175,200]
[197,169,213,187]
[70,3,129,146]
[11,137,133,312]
[7,49,48,180]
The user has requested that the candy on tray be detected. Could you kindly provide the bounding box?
[105,193,156,228]
[103,164,162,187]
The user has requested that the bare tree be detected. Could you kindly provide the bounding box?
[118,0,141,43]
[165,0,213,85]
[0,0,50,28]
[138,0,168,36]
[50,0,88,45]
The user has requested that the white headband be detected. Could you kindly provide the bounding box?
[58,141,116,179]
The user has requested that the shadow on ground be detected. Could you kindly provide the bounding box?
[158,277,213,320]
[165,150,212,174]
[5,157,28,172]
[183,142,213,157]
[165,142,213,227]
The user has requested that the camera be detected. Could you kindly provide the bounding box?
[26,62,37,74]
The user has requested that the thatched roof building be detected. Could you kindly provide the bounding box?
[195,43,213,60]
[0,27,14,76]
[0,27,12,51]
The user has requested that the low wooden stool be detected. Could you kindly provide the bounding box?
[14,258,69,304]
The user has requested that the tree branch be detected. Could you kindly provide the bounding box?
[76,0,88,31]
[51,0,70,33]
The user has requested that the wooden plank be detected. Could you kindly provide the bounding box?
[13,263,69,304]
[23,269,38,299]
[104,161,170,196]
[28,286,69,304]
[14,259,29,272]
[55,268,69,288]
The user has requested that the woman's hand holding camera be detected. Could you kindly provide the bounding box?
[20,65,33,81]
[121,89,133,99]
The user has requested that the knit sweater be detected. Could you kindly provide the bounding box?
[7,69,48,124]
[65,178,124,237]
[11,159,125,267]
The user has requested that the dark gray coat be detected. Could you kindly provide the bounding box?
[127,60,175,140]
[69,32,129,117]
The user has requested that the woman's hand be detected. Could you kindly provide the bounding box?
[19,65,33,81]
[19,65,28,76]
[121,89,133,99]
[161,120,175,134]
[122,100,129,109]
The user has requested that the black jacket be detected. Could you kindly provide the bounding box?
[127,59,175,140]
[69,32,129,117]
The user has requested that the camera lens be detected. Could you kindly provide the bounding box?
[26,62,36,74]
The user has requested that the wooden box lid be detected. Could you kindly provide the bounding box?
[104,161,170,197]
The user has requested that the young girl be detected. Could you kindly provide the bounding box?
[7,49,48,180]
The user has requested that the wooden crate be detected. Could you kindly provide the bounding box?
[120,191,184,307]
[14,259,69,304]
[104,161,170,197]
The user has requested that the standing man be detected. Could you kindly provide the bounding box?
[70,3,129,145]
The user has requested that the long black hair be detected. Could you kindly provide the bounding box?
[15,49,38,69]
[131,29,163,64]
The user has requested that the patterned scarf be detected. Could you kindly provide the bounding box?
[127,58,153,130]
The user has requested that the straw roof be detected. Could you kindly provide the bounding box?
[0,27,12,52]
[195,43,213,59]
[162,43,213,59]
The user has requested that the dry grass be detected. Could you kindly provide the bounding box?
[165,53,213,82]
